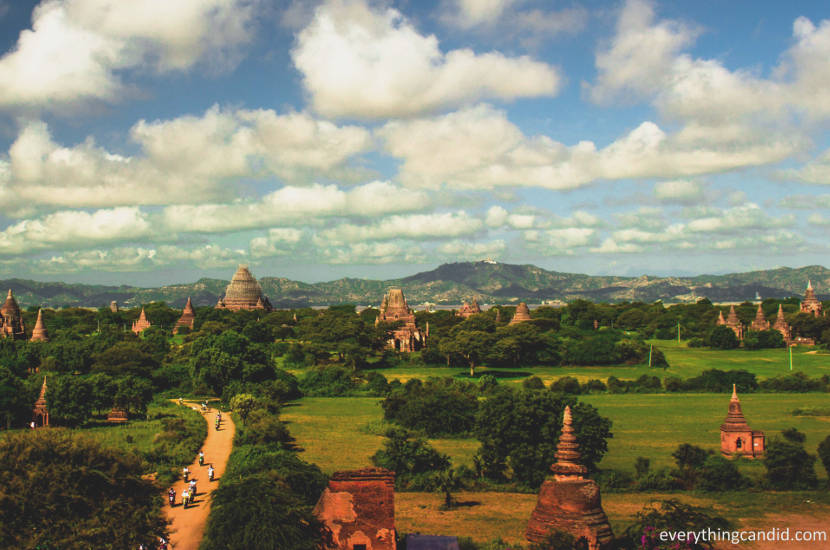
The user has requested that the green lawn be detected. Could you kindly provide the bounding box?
[283,394,830,480]
[358,341,830,384]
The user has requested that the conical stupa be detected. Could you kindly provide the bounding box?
[720,384,765,458]
[173,297,196,334]
[509,302,532,324]
[750,304,769,332]
[800,280,823,317]
[216,265,272,311]
[526,406,613,549]
[31,309,49,342]
[131,308,151,334]
[32,376,49,427]
[724,305,743,339]
[773,304,791,341]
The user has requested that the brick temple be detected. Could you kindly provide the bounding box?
[30,309,49,342]
[800,280,823,317]
[173,297,196,334]
[314,468,397,550]
[216,265,272,311]
[526,406,613,550]
[32,377,49,427]
[716,305,743,340]
[749,304,770,332]
[456,298,481,319]
[131,307,151,334]
[509,302,532,324]
[0,289,25,339]
[773,304,791,342]
[720,384,765,459]
[376,288,425,352]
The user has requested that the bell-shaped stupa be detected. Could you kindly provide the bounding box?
[216,265,272,312]
[509,302,532,324]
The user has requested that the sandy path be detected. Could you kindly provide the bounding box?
[163,402,235,550]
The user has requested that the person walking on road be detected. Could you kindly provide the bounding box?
[199,450,204,466]
[208,464,215,482]
[183,465,189,482]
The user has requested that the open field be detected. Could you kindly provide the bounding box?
[282,394,830,479]
[357,341,830,384]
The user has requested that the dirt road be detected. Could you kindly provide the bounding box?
[163,403,235,550]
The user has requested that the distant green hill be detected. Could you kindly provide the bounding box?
[2,262,828,309]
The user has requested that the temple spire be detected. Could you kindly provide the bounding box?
[31,308,49,342]
[551,405,587,479]
[731,383,737,400]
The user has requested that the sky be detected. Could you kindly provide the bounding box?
[0,0,829,286]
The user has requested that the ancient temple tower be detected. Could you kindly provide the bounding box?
[720,384,765,459]
[509,302,532,325]
[131,308,151,334]
[110,300,119,313]
[376,288,425,352]
[718,305,743,340]
[216,265,273,311]
[773,304,791,342]
[32,377,49,427]
[30,309,49,342]
[526,406,613,550]
[314,468,397,550]
[173,297,196,334]
[0,289,25,339]
[800,281,823,317]
[749,304,770,332]
[456,298,482,319]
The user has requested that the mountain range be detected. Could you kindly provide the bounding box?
[2,262,828,309]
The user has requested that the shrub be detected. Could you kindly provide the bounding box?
[698,455,747,491]
[707,325,740,349]
[818,435,830,479]
[523,376,546,390]
[371,428,451,489]
[764,437,818,490]
[550,376,581,394]
[299,366,358,397]
[382,378,478,436]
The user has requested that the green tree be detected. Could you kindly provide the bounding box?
[48,374,93,427]
[707,325,740,349]
[817,435,830,479]
[764,437,818,490]
[0,430,166,549]
[623,499,731,550]
[698,455,746,491]
[372,428,451,487]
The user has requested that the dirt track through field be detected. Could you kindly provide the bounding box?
[163,402,235,550]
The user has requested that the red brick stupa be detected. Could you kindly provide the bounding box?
[216,265,272,311]
[131,308,151,334]
[720,384,765,459]
[32,377,49,427]
[376,288,425,352]
[526,406,613,550]
[509,302,532,325]
[457,298,482,319]
[773,304,791,343]
[749,304,770,332]
[800,281,823,317]
[173,297,196,334]
[716,305,743,340]
[0,289,25,339]
[314,468,396,550]
[30,309,49,342]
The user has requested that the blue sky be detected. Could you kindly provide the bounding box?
[0,0,829,286]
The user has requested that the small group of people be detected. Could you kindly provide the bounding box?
[215,411,221,431]
[138,537,167,550]
[169,448,215,509]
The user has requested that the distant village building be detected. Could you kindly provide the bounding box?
[720,384,765,459]
[314,468,396,550]
[32,377,49,427]
[509,302,532,325]
[30,309,49,342]
[800,280,823,317]
[131,308,151,334]
[110,300,119,313]
[173,297,196,334]
[376,288,426,352]
[107,407,128,423]
[216,265,272,312]
[526,406,613,550]
[749,304,770,332]
[0,289,25,339]
[456,298,482,319]
[773,304,791,343]
[716,305,743,340]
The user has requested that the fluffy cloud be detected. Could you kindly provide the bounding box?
[524,227,597,254]
[317,211,483,244]
[436,238,506,259]
[654,180,703,204]
[320,241,427,264]
[0,0,257,109]
[784,149,830,185]
[0,107,371,214]
[292,0,560,118]
[380,104,797,190]
[37,244,245,272]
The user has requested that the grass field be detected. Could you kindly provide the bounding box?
[357,341,830,384]
[283,394,830,480]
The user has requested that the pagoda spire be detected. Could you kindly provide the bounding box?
[31,308,49,342]
[551,406,587,479]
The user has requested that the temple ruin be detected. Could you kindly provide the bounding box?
[173,297,196,334]
[509,302,532,325]
[216,265,273,312]
[716,305,743,340]
[456,298,482,319]
[32,377,49,427]
[800,281,823,317]
[749,304,769,332]
[131,308,151,334]
[30,309,49,342]
[526,406,613,550]
[0,289,25,339]
[376,288,425,352]
[314,468,397,550]
[773,304,791,342]
[720,384,765,459]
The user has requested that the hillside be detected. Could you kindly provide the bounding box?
[2,262,827,309]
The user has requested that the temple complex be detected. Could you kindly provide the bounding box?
[716,305,743,340]
[173,297,196,334]
[216,265,272,312]
[800,281,823,317]
[749,304,770,332]
[526,406,613,549]
[30,309,49,342]
[131,308,151,334]
[0,289,25,339]
[773,305,791,342]
[720,385,765,459]
[314,468,397,550]
[509,302,532,325]
[456,298,482,319]
[32,377,49,427]
[376,288,425,352]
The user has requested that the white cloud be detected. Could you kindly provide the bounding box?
[0,107,371,214]
[524,227,597,255]
[320,241,427,264]
[654,179,703,204]
[291,0,560,118]
[379,104,797,190]
[784,149,830,185]
[590,238,643,254]
[437,239,506,259]
[37,244,245,272]
[317,211,483,244]
[0,0,257,109]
